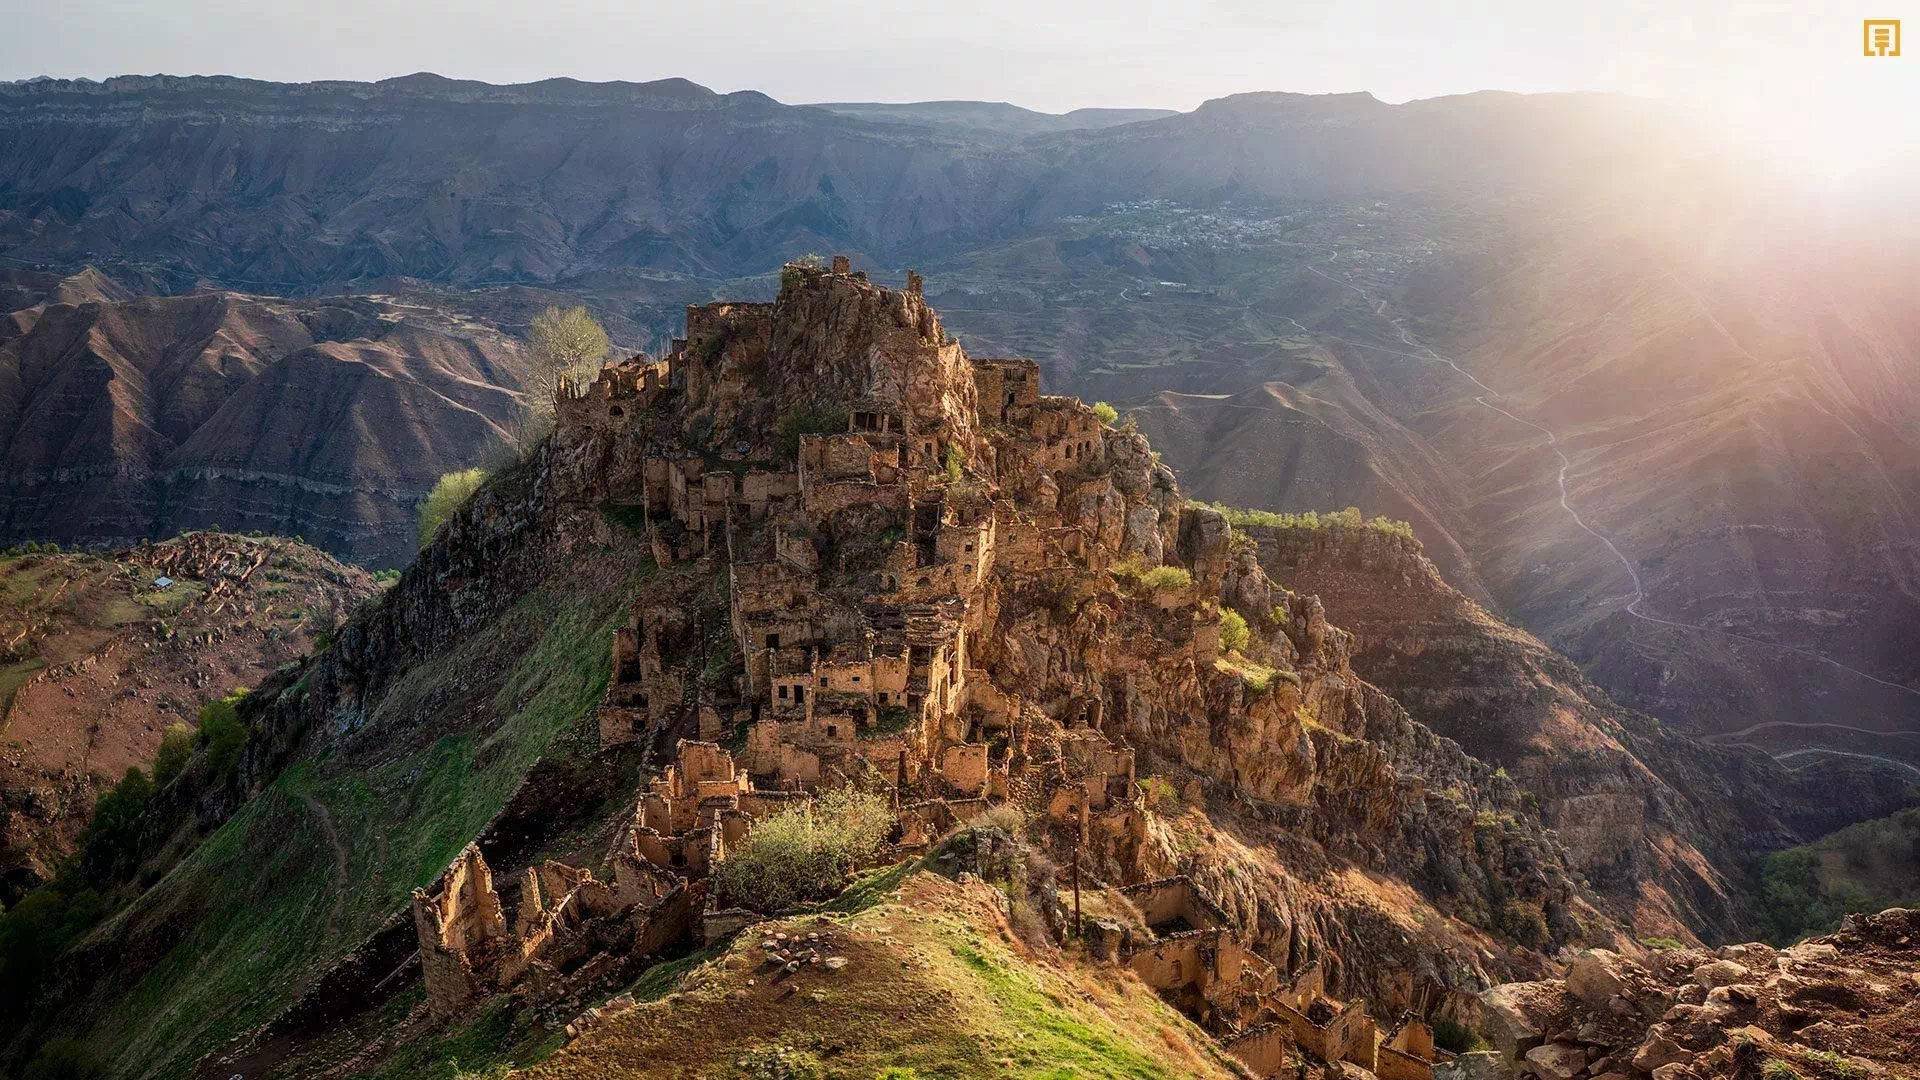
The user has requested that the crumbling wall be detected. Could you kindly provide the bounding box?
[1225,1024,1295,1079]
[411,843,509,1016]
[1119,876,1228,934]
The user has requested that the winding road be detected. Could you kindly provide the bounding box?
[1296,262,1920,733]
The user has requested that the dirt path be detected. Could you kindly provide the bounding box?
[301,793,351,937]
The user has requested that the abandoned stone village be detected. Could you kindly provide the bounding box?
[409,258,1458,1080]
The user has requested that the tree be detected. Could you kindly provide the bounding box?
[528,305,609,394]
[517,306,611,450]
[711,789,894,912]
[417,468,489,549]
[1090,401,1119,426]
[198,689,252,780]
[152,722,195,787]
[79,767,153,884]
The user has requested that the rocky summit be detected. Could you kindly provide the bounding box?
[2,261,1911,1080]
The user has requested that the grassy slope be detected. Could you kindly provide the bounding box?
[73,555,653,1080]
[516,871,1243,1080]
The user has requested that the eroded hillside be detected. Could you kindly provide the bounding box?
[0,273,530,566]
[0,532,377,903]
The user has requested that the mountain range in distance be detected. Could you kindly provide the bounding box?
[0,70,1913,803]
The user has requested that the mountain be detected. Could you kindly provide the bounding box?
[1226,515,1916,943]
[4,265,1907,1080]
[0,275,529,566]
[808,99,1177,136]
[0,76,1666,290]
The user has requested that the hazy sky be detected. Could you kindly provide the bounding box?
[3,0,1914,175]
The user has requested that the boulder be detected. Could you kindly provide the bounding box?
[1567,950,1640,1009]
[1631,1025,1693,1072]
[1435,1050,1511,1080]
[1481,981,1566,1061]
[1688,959,1752,991]
[1522,1042,1587,1080]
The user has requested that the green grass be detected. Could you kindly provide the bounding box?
[1191,501,1416,539]
[948,943,1171,1079]
[625,943,729,1004]
[357,993,562,1080]
[73,564,652,1080]
[0,658,47,711]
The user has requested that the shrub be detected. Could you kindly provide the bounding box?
[418,468,489,549]
[944,443,964,483]
[0,881,105,1018]
[772,408,848,457]
[1138,565,1191,592]
[1219,608,1250,653]
[1090,401,1118,425]
[198,688,251,779]
[1762,1060,1802,1080]
[152,721,195,787]
[1432,1020,1488,1054]
[79,766,153,884]
[1641,936,1685,951]
[711,788,895,912]
[1496,901,1550,948]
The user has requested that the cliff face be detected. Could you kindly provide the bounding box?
[1236,521,1917,944]
[0,280,528,566]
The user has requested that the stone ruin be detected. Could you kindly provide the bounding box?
[411,828,696,1017]
[415,259,1463,1072]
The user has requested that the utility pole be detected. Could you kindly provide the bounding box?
[1072,813,1084,937]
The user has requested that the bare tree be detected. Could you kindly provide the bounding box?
[514,305,611,451]
[529,305,611,390]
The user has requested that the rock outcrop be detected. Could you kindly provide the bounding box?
[1468,908,1920,1080]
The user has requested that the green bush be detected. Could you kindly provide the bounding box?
[772,408,848,458]
[418,468,490,549]
[1089,401,1118,425]
[711,789,895,912]
[198,688,252,780]
[0,881,105,1018]
[152,721,195,787]
[1432,1020,1488,1054]
[1138,565,1191,591]
[944,443,964,483]
[79,766,153,884]
[1219,608,1250,653]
